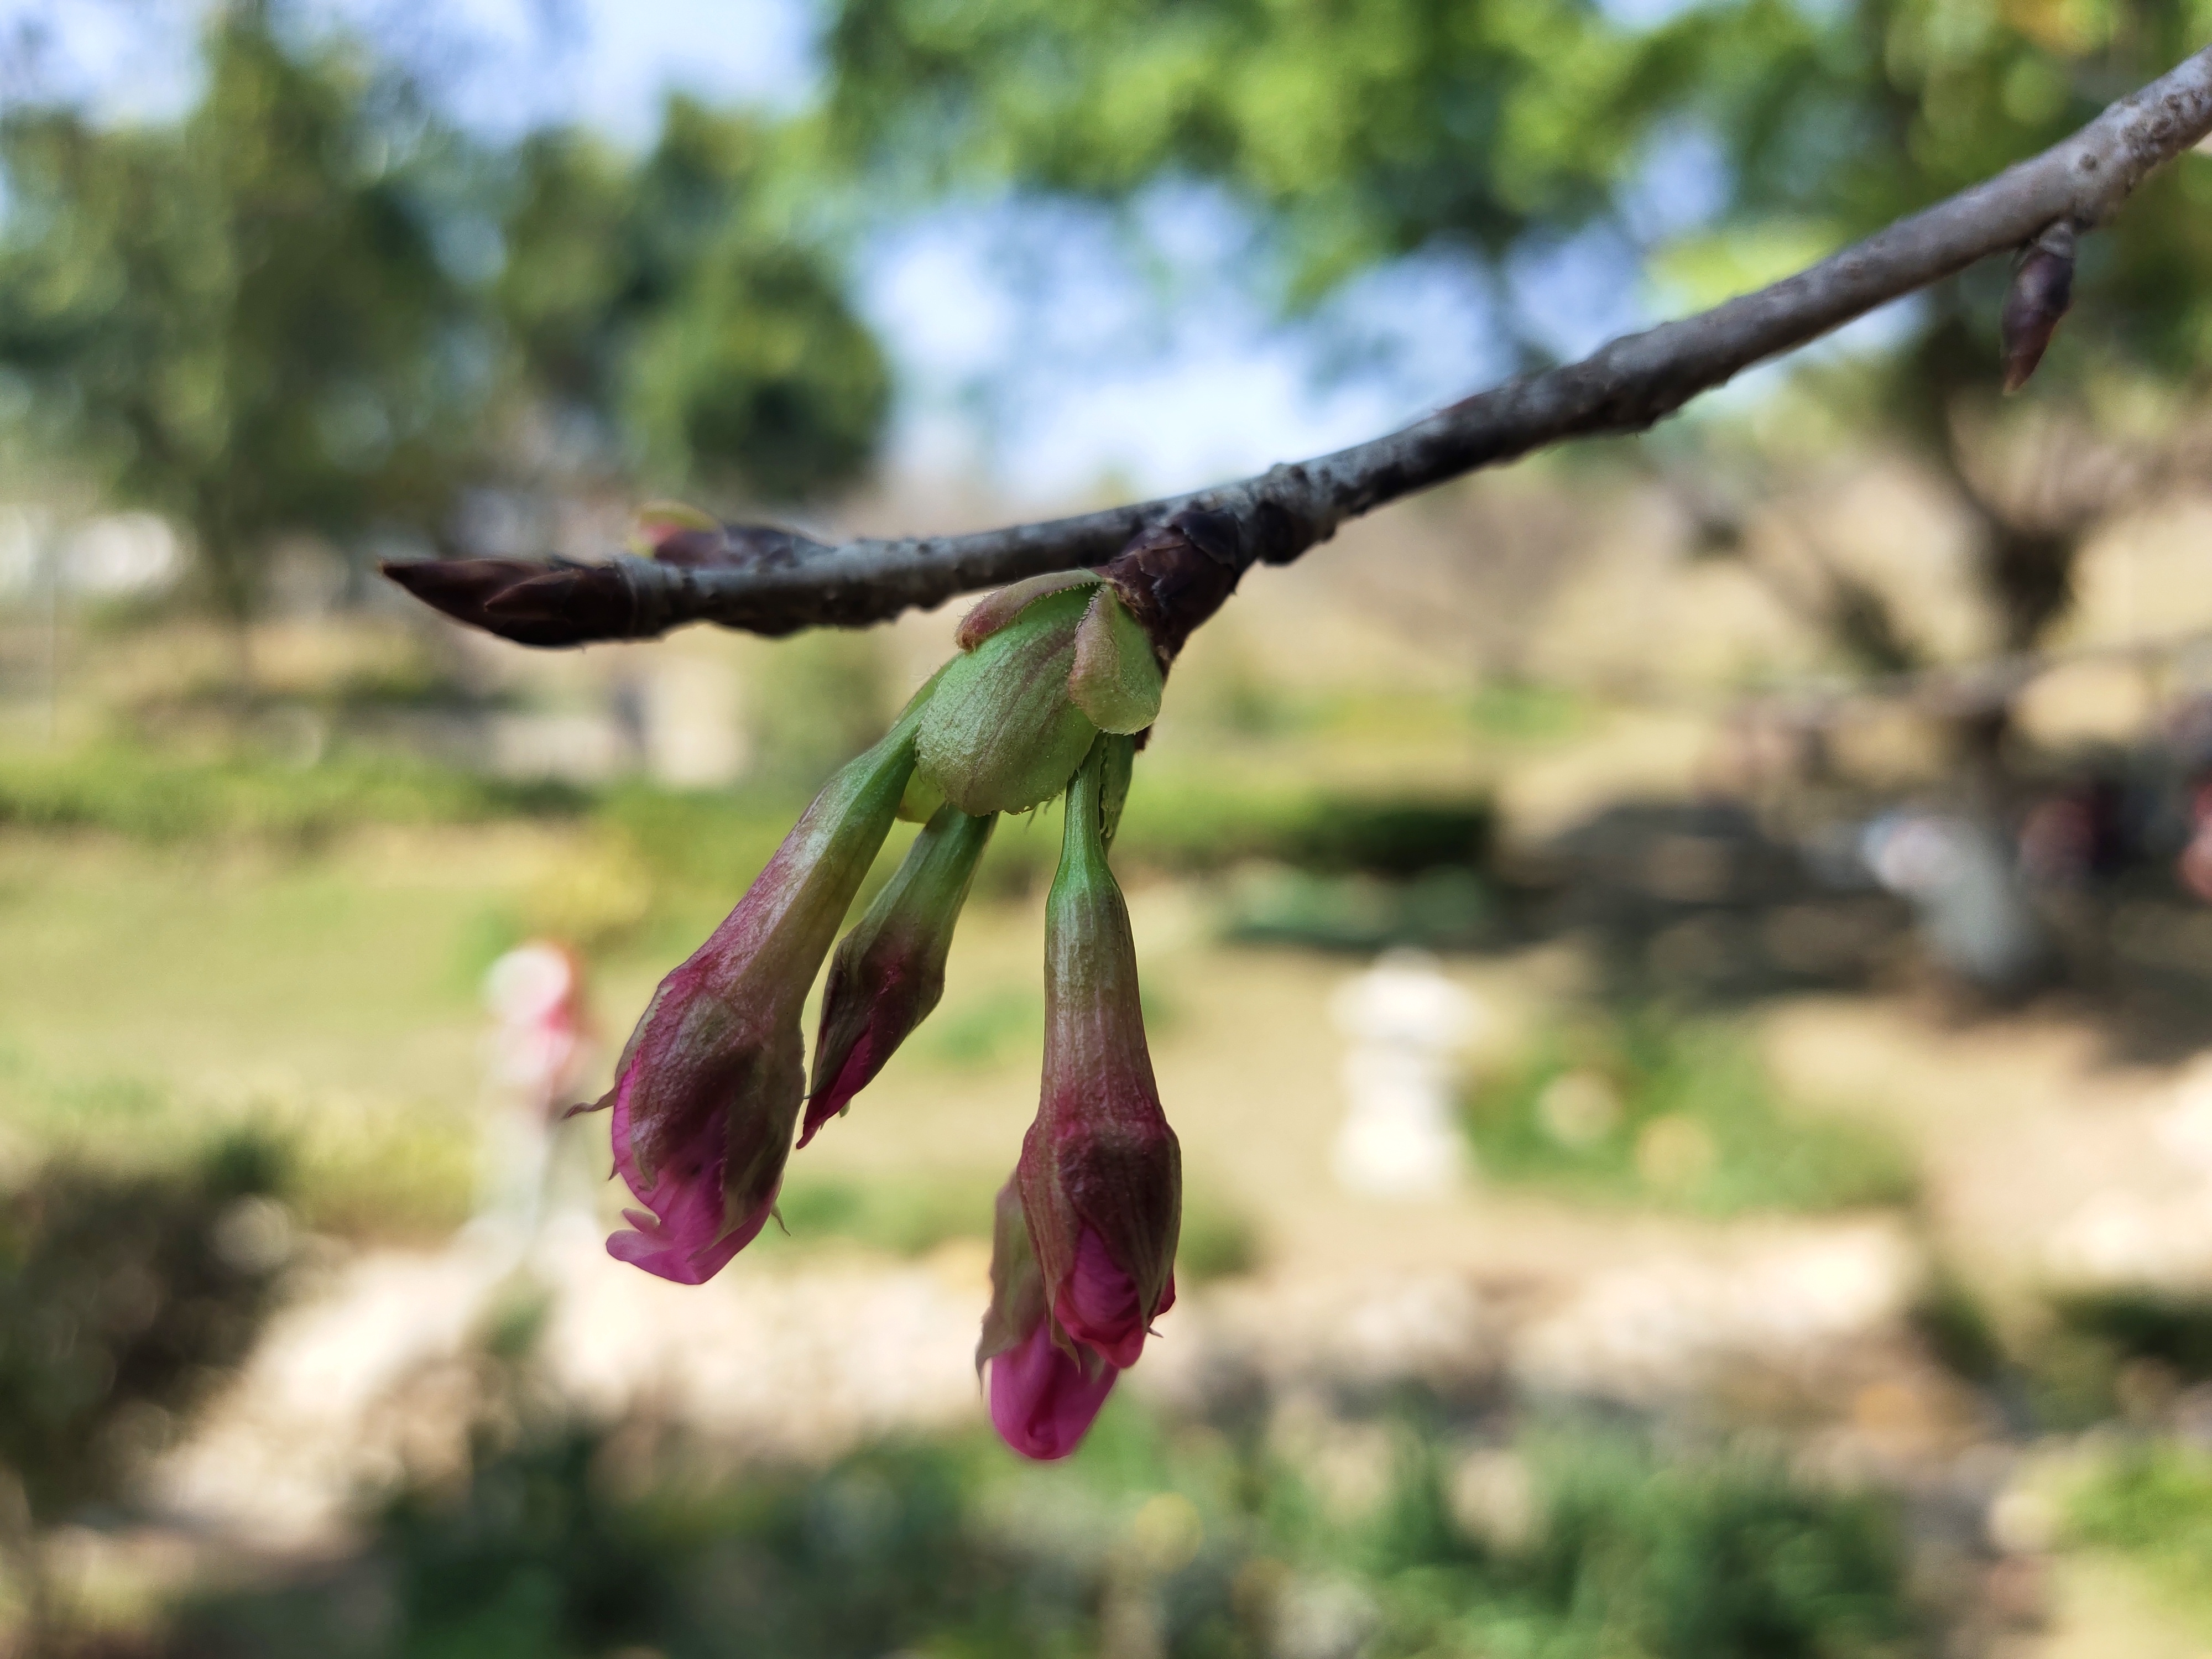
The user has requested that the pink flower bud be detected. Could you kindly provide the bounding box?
[977,1181,1117,1460]
[802,804,997,1145]
[1016,739,1180,1370]
[596,698,927,1284]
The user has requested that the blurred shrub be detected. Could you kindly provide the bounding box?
[2013,1288,2212,1429]
[1463,1009,1917,1217]
[1488,1431,1926,1659]
[1913,1274,2212,1432]
[1119,779,1492,877]
[2048,1289,2212,1379]
[1313,1427,1927,1658]
[593,785,795,898]
[173,1427,1111,1658]
[2068,1442,2212,1627]
[1219,866,1494,953]
[0,1134,289,1525]
[958,779,1498,915]
[0,744,1492,903]
[0,747,581,845]
[167,1395,1933,1659]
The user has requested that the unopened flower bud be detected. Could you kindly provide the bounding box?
[594,695,928,1284]
[804,804,996,1144]
[916,576,1164,815]
[977,1179,1117,1460]
[1016,739,1180,1375]
[2001,221,2075,395]
[627,499,723,562]
[382,556,638,647]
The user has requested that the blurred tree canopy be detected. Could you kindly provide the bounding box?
[828,0,1695,306]
[0,2,890,629]
[499,100,890,504]
[0,1,483,625]
[825,0,2212,661]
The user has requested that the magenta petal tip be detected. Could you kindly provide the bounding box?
[987,1321,1118,1460]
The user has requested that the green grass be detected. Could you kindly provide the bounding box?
[1463,1009,1917,1217]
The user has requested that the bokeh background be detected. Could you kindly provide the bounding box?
[7,1,2212,1655]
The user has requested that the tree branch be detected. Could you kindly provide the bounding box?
[388,46,2212,649]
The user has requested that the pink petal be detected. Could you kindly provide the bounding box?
[797,1032,883,1148]
[988,1320,1117,1460]
[1055,1226,1150,1369]
[953,569,1101,650]
[606,1071,770,1285]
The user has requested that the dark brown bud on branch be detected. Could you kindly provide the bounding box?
[2000,220,2077,395]
[628,503,836,575]
[382,557,638,647]
[1092,507,1250,665]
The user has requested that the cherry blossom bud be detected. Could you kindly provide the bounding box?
[802,804,997,1144]
[627,499,722,561]
[626,502,837,575]
[382,556,636,647]
[2001,221,2075,395]
[595,697,927,1284]
[1016,739,1180,1373]
[977,1180,1117,1460]
[916,577,1162,815]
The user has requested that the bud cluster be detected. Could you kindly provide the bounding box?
[577,534,1188,1459]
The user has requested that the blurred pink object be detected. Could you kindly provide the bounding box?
[2178,782,2212,903]
[484,940,593,1117]
[478,941,597,1246]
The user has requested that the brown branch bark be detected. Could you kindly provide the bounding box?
[388,46,2212,650]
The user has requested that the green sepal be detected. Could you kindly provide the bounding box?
[1067,587,1163,734]
[916,585,1100,815]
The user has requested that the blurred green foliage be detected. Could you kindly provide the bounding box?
[1464,1007,1917,1215]
[0,739,1494,889]
[0,2,890,629]
[827,0,1692,304]
[0,1051,477,1246]
[0,744,585,843]
[167,1387,1933,1659]
[2068,1439,2212,1630]
[824,0,2212,657]
[498,101,889,504]
[2017,1288,2212,1427]
[1220,866,1494,952]
[0,1134,289,1525]
[0,1,480,623]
